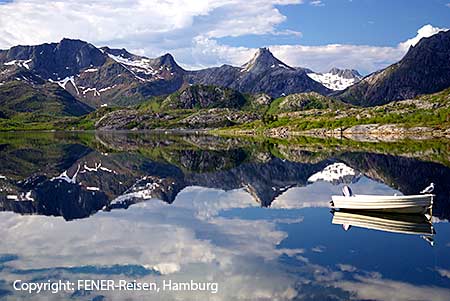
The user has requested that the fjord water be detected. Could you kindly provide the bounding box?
[0,132,449,301]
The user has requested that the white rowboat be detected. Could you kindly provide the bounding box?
[331,194,434,214]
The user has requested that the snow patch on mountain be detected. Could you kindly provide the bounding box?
[98,85,116,93]
[307,68,362,90]
[82,87,100,97]
[49,76,79,94]
[80,162,117,174]
[107,53,164,81]
[308,163,360,185]
[86,186,100,191]
[83,68,98,73]
[4,59,32,70]
[51,165,81,184]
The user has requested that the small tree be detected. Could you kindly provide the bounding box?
[262,114,278,125]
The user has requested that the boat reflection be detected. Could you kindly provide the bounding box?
[332,210,435,245]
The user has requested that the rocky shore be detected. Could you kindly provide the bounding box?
[219,124,450,142]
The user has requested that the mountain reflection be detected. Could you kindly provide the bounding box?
[0,132,449,221]
[1,132,450,300]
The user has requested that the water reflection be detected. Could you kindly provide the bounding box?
[0,132,449,300]
[332,210,435,245]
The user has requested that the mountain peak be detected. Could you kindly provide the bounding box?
[155,53,184,72]
[58,38,96,51]
[60,38,86,44]
[101,47,135,60]
[241,47,293,72]
[328,68,362,79]
[159,53,176,64]
[256,47,272,56]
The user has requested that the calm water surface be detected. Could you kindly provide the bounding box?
[0,132,449,301]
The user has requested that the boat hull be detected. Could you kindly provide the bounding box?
[331,194,434,214]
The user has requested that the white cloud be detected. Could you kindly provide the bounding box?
[399,24,447,50]
[0,1,447,74]
[0,0,302,51]
[336,264,357,272]
[1,185,449,300]
[271,176,401,209]
[0,187,301,300]
[184,24,447,74]
[310,0,324,6]
[437,268,450,279]
[336,274,450,301]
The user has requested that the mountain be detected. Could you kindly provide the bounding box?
[0,41,330,109]
[307,68,362,91]
[0,39,187,108]
[337,29,450,106]
[2,132,450,220]
[187,48,331,98]
[4,32,450,114]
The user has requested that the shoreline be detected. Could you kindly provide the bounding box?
[1,124,450,143]
[215,124,450,142]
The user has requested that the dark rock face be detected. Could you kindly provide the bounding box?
[337,30,450,106]
[187,48,331,98]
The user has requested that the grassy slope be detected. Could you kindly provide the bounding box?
[0,81,94,130]
[0,81,92,117]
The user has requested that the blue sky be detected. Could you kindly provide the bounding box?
[220,0,450,47]
[0,0,449,73]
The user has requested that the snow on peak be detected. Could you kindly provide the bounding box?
[307,68,362,90]
[308,163,360,184]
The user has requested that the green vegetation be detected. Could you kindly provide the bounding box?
[136,95,166,112]
[0,81,92,117]
[1,82,450,136]
[221,88,450,134]
[266,92,347,115]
